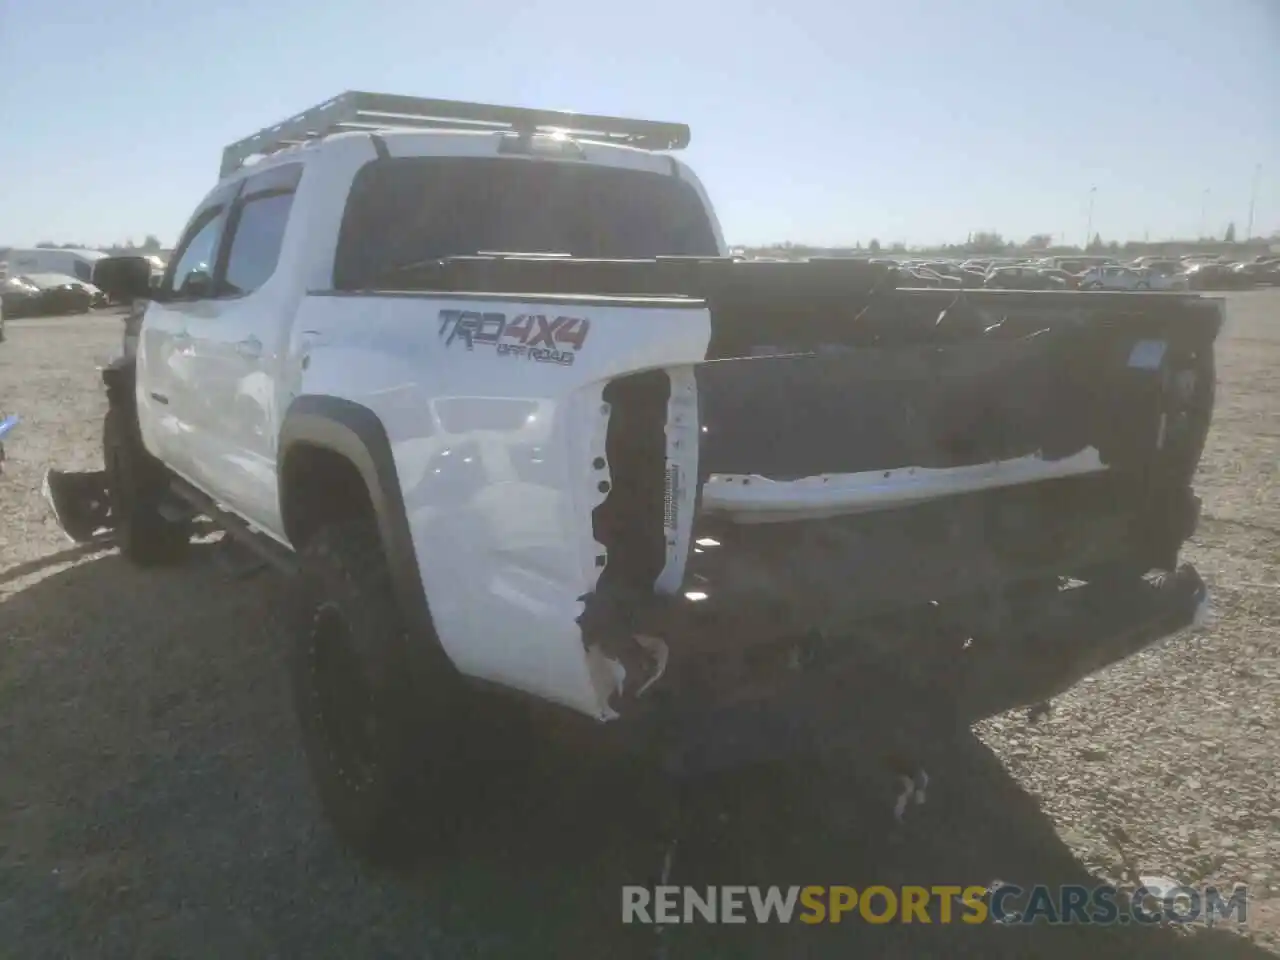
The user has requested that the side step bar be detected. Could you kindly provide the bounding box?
[168,477,299,577]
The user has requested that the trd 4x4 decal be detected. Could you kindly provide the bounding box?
[438,309,591,366]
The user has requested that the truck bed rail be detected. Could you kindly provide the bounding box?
[331,254,1225,355]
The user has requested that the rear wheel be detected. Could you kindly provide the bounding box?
[290,520,533,866]
[103,405,189,565]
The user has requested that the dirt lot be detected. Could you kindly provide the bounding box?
[1,294,1277,959]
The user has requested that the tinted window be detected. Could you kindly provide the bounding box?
[72,260,92,282]
[164,210,225,299]
[333,156,719,289]
[222,192,295,296]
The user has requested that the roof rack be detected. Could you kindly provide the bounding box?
[219,91,690,177]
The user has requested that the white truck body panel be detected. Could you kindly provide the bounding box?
[135,128,724,717]
[290,293,710,715]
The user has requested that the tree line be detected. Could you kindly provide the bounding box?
[29,235,166,254]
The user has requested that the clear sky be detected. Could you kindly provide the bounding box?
[1,0,1276,249]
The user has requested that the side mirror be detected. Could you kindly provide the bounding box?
[179,269,213,300]
[92,256,154,303]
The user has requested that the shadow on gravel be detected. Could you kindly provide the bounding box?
[0,550,1269,959]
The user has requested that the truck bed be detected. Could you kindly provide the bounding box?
[299,255,1221,722]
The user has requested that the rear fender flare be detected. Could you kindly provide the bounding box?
[278,395,455,679]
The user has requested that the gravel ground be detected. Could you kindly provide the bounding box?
[1,294,1277,959]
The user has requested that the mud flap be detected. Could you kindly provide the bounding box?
[43,468,113,544]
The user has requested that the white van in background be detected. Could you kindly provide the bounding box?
[2,248,107,284]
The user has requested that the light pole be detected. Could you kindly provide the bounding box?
[1085,186,1096,249]
[1246,163,1261,241]
[1199,188,1210,239]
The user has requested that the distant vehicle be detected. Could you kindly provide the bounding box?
[1227,261,1280,287]
[6,273,95,316]
[1179,254,1228,268]
[1,275,45,319]
[1038,267,1080,289]
[906,266,961,288]
[984,265,1067,290]
[1237,260,1280,285]
[1142,268,1190,291]
[1079,265,1154,291]
[896,266,943,286]
[2,248,107,285]
[1184,262,1249,291]
[1051,256,1116,273]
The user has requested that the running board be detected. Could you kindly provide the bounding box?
[168,477,299,577]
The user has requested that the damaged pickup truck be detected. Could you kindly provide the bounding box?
[73,92,1218,862]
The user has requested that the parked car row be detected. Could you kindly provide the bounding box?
[0,272,105,318]
[1183,259,1280,290]
[881,252,1280,292]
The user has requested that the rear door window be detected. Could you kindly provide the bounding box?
[220,192,295,296]
[218,163,302,297]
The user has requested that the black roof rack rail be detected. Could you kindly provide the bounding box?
[219,91,690,177]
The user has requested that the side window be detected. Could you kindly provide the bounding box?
[162,208,226,300]
[220,191,295,296]
[72,260,92,282]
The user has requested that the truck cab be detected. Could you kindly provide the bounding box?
[135,99,722,540]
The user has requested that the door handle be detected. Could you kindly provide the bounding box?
[299,329,330,348]
[235,337,263,359]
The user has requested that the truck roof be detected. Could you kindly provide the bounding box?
[220,91,690,179]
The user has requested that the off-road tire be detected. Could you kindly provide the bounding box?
[103,405,189,565]
[289,521,533,866]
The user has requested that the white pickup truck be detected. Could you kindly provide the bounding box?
[77,92,1219,863]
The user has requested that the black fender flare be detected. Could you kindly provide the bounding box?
[278,395,455,679]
